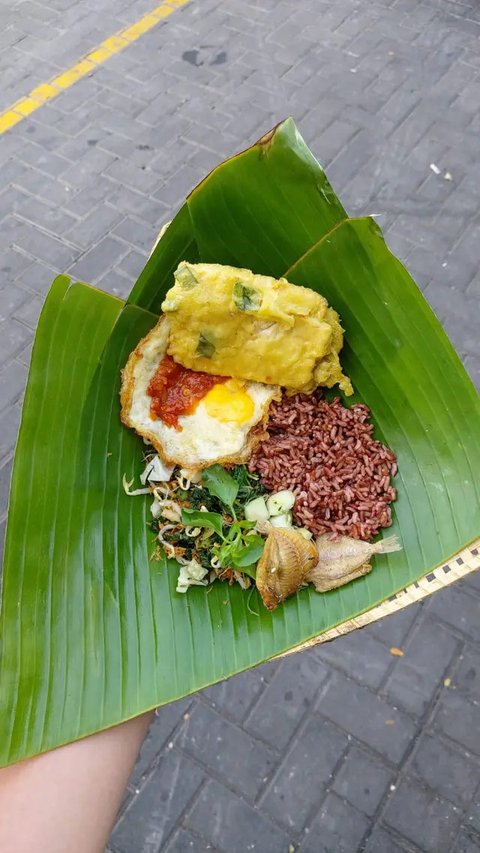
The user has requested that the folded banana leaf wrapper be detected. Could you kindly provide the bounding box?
[1,118,479,768]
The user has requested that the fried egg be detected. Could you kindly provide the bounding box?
[120,316,280,470]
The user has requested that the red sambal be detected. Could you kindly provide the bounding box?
[147,355,226,429]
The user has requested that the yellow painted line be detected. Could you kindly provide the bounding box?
[0,112,22,133]
[0,0,190,135]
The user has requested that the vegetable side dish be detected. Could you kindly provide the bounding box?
[121,261,399,610]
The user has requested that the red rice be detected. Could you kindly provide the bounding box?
[249,393,397,540]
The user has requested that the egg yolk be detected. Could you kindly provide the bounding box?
[203,379,254,424]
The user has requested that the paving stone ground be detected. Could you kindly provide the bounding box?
[1,0,480,850]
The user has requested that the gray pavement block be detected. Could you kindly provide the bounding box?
[67,236,129,284]
[0,360,28,414]
[17,196,78,237]
[1,0,480,850]
[163,828,218,852]
[369,603,420,649]
[117,248,148,281]
[433,190,480,246]
[453,829,480,853]
[2,157,29,185]
[383,616,459,717]
[0,282,31,316]
[149,138,200,182]
[243,655,329,750]
[415,173,456,210]
[185,778,292,853]
[95,268,133,299]
[438,254,477,294]
[14,260,58,296]
[186,146,223,177]
[57,130,114,164]
[299,793,370,853]
[432,690,480,756]
[104,159,162,194]
[96,133,156,168]
[462,561,480,590]
[383,778,461,852]
[441,310,477,360]
[317,672,418,764]
[0,186,31,221]
[15,119,69,153]
[465,790,480,835]
[201,668,267,724]
[409,733,479,807]
[453,648,480,699]
[381,89,421,129]
[128,699,193,793]
[324,129,376,190]
[0,401,22,463]
[261,715,348,833]
[17,143,71,178]
[110,748,204,853]
[0,216,30,252]
[106,185,169,225]
[1,248,34,281]
[13,223,79,269]
[332,746,393,818]
[0,457,13,518]
[364,826,412,853]
[311,119,359,169]
[393,212,447,254]
[64,180,118,219]
[64,204,124,250]
[175,701,276,800]
[16,340,33,369]
[408,247,450,292]
[13,294,45,330]
[12,168,79,208]
[314,629,393,690]
[0,318,33,363]
[426,583,480,643]
[112,217,158,252]
[94,89,148,120]
[153,163,202,209]
[60,149,119,188]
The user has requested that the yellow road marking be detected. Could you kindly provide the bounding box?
[0,0,190,135]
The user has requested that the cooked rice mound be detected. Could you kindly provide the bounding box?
[249,393,397,540]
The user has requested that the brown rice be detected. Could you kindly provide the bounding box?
[249,393,397,540]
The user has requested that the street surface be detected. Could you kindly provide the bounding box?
[1,0,479,850]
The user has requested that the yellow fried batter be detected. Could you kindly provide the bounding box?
[161,262,353,395]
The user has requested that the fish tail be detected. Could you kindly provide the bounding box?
[375,534,402,554]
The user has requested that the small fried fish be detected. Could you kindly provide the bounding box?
[256,527,318,610]
[306,534,401,592]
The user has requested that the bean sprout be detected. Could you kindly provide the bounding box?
[177,473,191,490]
[158,523,175,536]
[210,556,221,569]
[122,475,151,496]
[158,538,176,558]
[153,484,170,501]
[185,526,201,538]
[159,500,182,522]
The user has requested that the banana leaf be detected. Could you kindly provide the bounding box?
[1,118,479,767]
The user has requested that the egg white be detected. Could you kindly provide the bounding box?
[120,316,280,470]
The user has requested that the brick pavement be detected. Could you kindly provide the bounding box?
[1,0,480,850]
